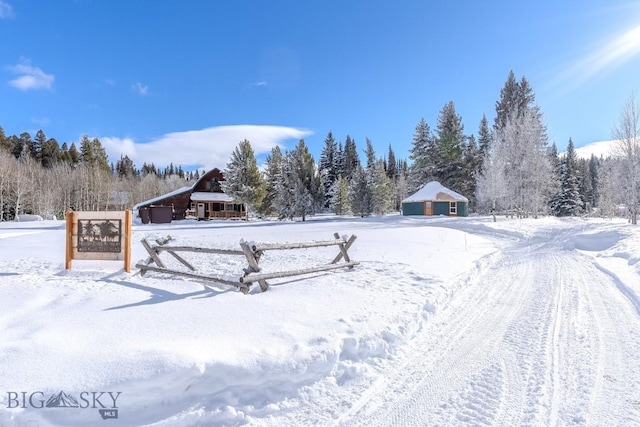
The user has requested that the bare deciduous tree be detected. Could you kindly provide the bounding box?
[612,91,640,224]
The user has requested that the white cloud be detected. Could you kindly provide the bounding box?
[0,1,14,19]
[132,82,148,96]
[7,61,54,91]
[30,117,51,126]
[100,125,312,171]
[252,81,268,87]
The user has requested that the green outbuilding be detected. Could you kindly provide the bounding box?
[402,181,468,217]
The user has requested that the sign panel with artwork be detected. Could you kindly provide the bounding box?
[65,211,132,272]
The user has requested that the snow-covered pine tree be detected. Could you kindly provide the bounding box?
[319,131,337,209]
[276,140,322,221]
[349,165,373,217]
[371,159,393,215]
[577,158,592,214]
[588,155,600,209]
[549,138,583,216]
[222,139,266,215]
[258,145,284,217]
[329,176,351,215]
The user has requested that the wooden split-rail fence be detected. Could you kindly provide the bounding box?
[135,233,358,294]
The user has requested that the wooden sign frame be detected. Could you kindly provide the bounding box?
[65,211,132,272]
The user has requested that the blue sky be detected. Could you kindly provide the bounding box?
[1,1,639,171]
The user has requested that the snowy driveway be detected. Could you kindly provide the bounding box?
[337,222,640,427]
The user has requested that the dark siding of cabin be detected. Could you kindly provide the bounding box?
[193,168,225,192]
[137,190,191,221]
[402,202,425,216]
[458,202,469,217]
[434,202,450,215]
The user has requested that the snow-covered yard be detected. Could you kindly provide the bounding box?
[0,214,639,426]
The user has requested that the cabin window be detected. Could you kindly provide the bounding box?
[208,178,222,192]
[450,202,457,214]
[425,201,432,209]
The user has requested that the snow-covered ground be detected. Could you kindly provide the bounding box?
[0,214,639,426]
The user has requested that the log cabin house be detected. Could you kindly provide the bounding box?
[134,168,246,223]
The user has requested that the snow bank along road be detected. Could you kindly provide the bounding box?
[335,220,640,427]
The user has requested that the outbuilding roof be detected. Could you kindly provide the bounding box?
[402,181,468,203]
[133,186,192,210]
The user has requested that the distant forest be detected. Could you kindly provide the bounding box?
[1,71,638,223]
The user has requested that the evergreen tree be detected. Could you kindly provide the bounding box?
[68,142,80,165]
[349,165,373,217]
[436,101,464,161]
[478,114,491,156]
[364,137,376,169]
[372,159,393,215]
[33,130,46,161]
[494,70,520,131]
[577,158,593,213]
[408,118,434,192]
[41,138,61,168]
[10,133,27,158]
[343,135,360,180]
[549,138,583,216]
[222,139,266,214]
[319,131,338,208]
[276,140,322,221]
[0,126,9,152]
[435,101,466,192]
[330,176,351,215]
[79,135,110,172]
[259,145,283,217]
[462,134,480,210]
[116,155,137,178]
[335,141,345,179]
[477,114,492,172]
[588,155,600,208]
[387,144,397,180]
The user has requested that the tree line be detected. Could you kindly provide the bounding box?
[0,132,194,220]
[222,71,639,223]
[1,70,638,223]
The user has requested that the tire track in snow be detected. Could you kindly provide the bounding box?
[339,242,534,426]
[339,223,640,427]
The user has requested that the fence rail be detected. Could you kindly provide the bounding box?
[135,233,358,294]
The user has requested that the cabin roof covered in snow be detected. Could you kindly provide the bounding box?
[190,192,235,202]
[133,186,192,210]
[402,181,468,203]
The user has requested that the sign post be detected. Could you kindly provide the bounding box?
[65,211,132,272]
